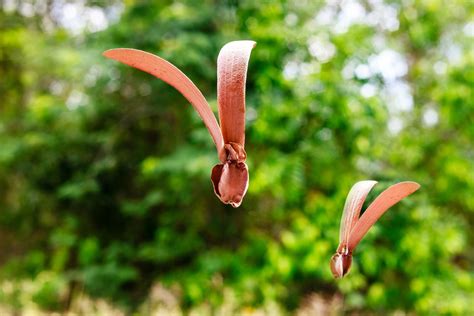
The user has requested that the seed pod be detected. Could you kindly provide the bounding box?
[331,181,420,278]
[330,251,352,279]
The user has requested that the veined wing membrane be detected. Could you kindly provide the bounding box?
[347,181,420,250]
[217,40,256,146]
[339,180,378,247]
[104,48,223,151]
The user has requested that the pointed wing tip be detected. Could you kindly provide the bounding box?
[221,40,257,51]
[103,48,122,60]
[233,39,256,45]
[355,180,378,186]
[248,40,257,48]
[350,181,419,195]
[400,181,421,192]
[102,48,139,60]
[349,180,378,193]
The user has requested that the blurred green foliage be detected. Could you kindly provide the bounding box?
[0,0,473,314]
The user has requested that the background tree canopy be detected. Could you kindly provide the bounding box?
[0,0,472,314]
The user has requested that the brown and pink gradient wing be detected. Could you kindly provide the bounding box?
[217,40,256,147]
[347,181,420,251]
[339,181,378,248]
[103,48,223,152]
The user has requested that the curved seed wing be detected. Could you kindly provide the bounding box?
[103,48,223,151]
[339,180,378,246]
[217,40,256,147]
[347,181,420,251]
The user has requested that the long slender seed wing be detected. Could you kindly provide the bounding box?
[347,181,420,250]
[339,181,378,246]
[217,41,256,146]
[103,48,224,151]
